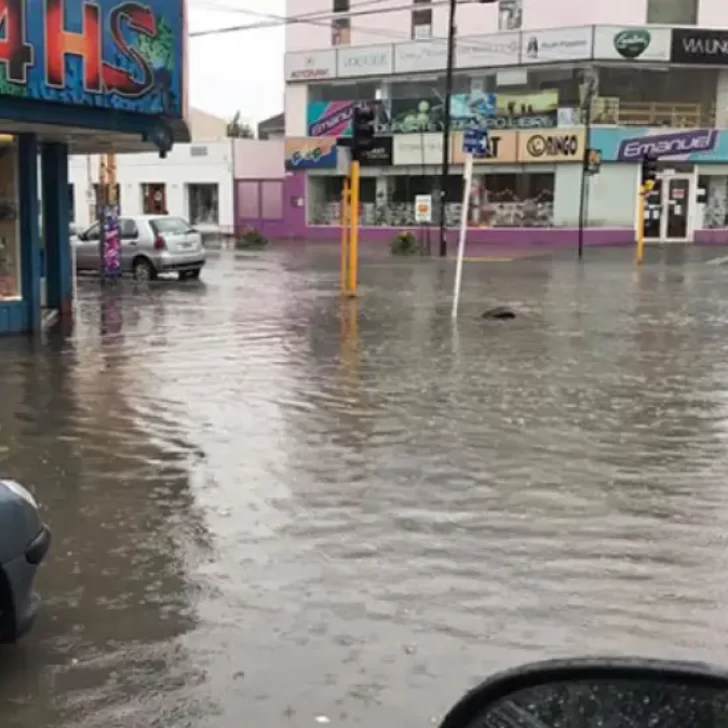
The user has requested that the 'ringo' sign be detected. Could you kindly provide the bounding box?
[519,130,585,162]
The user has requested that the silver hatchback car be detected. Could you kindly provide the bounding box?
[74,215,206,280]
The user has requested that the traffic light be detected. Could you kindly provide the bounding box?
[641,152,658,188]
[351,105,375,161]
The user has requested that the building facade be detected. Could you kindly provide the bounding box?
[276,0,728,247]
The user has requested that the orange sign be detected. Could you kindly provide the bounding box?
[451,130,518,164]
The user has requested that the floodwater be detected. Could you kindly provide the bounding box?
[3,245,728,727]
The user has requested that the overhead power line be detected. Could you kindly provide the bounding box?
[189,0,452,38]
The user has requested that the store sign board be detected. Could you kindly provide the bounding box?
[394,39,448,73]
[284,137,338,169]
[671,29,728,65]
[521,26,593,64]
[587,127,728,162]
[337,44,393,77]
[285,49,336,81]
[0,0,184,115]
[517,130,586,162]
[307,100,390,137]
[358,137,393,166]
[451,131,518,164]
[593,26,671,62]
[392,134,444,165]
[456,32,520,69]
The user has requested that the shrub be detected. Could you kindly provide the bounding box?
[235,228,269,250]
[390,231,419,256]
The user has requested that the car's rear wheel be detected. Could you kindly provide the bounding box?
[133,257,157,281]
[179,268,201,281]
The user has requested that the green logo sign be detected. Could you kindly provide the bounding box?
[614,29,651,59]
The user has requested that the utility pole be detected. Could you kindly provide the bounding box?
[577,68,597,261]
[438,0,457,257]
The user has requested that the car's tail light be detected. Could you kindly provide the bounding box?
[154,235,166,250]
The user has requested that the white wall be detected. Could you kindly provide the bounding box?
[554,164,638,227]
[285,84,308,137]
[69,140,234,233]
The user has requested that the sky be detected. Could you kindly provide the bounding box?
[187,0,287,126]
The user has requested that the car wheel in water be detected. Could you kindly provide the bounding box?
[133,258,156,281]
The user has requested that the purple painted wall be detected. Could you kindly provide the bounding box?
[234,171,728,248]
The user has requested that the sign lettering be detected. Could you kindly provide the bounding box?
[0,0,180,113]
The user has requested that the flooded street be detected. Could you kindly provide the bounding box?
[4,245,728,726]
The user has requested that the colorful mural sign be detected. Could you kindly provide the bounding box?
[0,0,183,115]
[589,127,728,162]
[285,137,337,169]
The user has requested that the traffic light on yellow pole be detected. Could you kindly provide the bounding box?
[341,104,375,296]
[636,153,658,265]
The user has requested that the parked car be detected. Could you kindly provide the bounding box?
[74,215,206,281]
[0,478,51,642]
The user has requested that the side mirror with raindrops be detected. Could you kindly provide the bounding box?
[438,658,728,728]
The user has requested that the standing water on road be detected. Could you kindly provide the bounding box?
[2,246,728,727]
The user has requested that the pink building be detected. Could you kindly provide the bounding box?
[260,0,728,247]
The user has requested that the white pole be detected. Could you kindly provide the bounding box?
[451,152,474,319]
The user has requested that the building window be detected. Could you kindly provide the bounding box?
[142,183,167,214]
[646,0,697,25]
[188,184,219,226]
[332,16,350,45]
[498,0,523,30]
[0,137,19,301]
[333,0,349,11]
[412,0,432,40]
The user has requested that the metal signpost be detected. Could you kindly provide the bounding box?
[452,126,488,319]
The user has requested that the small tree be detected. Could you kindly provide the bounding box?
[227,111,254,139]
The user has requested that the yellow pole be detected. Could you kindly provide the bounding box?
[340,177,349,294]
[347,160,360,297]
[636,184,645,265]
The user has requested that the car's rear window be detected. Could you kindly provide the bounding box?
[150,217,191,235]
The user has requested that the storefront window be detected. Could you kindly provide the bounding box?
[188,183,219,226]
[307,172,554,228]
[0,137,20,301]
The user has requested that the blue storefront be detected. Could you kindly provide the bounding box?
[0,0,188,334]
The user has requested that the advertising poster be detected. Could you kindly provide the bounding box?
[285,137,338,169]
[103,205,122,277]
[307,101,391,137]
[389,91,558,133]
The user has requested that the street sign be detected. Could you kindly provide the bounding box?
[463,127,489,157]
[415,194,432,223]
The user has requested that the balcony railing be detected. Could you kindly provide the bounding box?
[589,100,715,128]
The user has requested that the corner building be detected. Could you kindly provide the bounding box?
[279,0,728,249]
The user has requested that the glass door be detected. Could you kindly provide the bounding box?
[663,176,691,241]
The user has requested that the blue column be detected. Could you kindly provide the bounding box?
[18,134,41,332]
[41,142,71,315]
